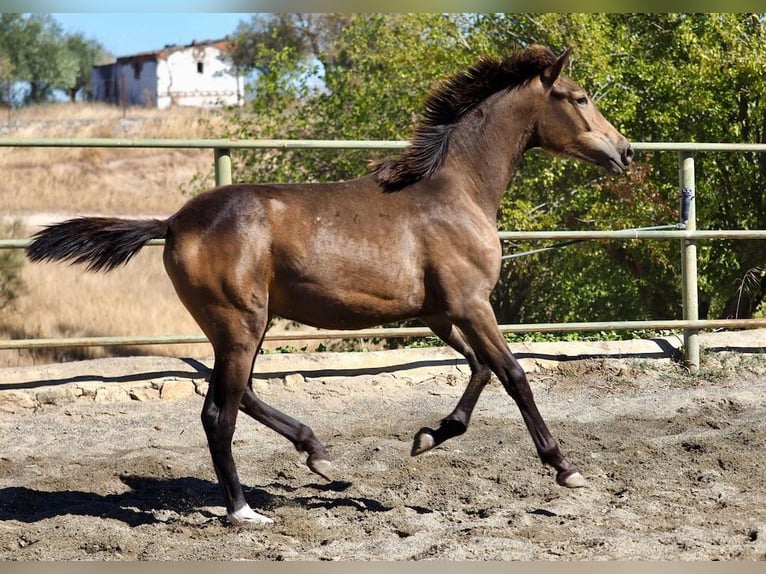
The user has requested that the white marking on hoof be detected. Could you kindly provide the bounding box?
[411,428,435,456]
[227,504,274,526]
[308,458,333,481]
[558,471,588,488]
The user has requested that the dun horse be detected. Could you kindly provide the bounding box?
[26,46,633,525]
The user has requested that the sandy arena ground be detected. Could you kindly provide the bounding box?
[0,330,764,561]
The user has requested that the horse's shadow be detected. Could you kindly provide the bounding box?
[0,475,379,526]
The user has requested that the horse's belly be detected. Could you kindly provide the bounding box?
[269,270,425,330]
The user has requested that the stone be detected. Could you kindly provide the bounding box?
[36,386,80,406]
[0,391,37,412]
[129,387,160,401]
[77,382,103,399]
[193,380,209,397]
[283,373,305,387]
[94,386,131,404]
[159,380,195,401]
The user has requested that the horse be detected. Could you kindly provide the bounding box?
[25,45,633,525]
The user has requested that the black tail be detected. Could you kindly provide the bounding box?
[25,217,169,272]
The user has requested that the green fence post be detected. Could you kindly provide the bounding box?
[680,151,700,372]
[214,148,232,186]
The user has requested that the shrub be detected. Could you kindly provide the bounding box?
[0,221,26,314]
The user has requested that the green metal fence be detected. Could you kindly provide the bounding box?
[2,137,766,372]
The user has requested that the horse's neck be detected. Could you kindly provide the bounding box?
[444,89,537,219]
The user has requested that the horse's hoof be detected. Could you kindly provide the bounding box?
[227,505,274,526]
[411,427,436,456]
[557,470,588,488]
[308,457,333,481]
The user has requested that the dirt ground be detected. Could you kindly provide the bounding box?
[0,330,764,561]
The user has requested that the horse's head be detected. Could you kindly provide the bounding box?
[531,48,633,174]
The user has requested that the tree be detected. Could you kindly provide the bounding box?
[0,14,75,102]
[222,14,493,183]
[585,13,766,320]
[0,14,107,103]
[227,13,350,76]
[0,53,12,106]
[64,33,110,101]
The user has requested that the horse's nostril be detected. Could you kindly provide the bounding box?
[623,145,635,164]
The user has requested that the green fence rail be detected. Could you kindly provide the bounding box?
[2,138,766,372]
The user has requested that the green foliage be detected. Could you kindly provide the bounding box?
[611,14,766,319]
[64,33,109,101]
[0,222,26,314]
[227,14,347,77]
[0,14,108,103]
[219,14,498,185]
[502,329,675,344]
[216,13,766,332]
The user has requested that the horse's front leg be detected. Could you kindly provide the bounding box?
[411,316,493,455]
[453,302,587,488]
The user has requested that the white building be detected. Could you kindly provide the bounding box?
[92,38,244,109]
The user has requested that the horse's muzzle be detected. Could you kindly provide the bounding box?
[608,142,634,173]
[622,144,634,167]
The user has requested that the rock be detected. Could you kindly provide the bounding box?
[251,378,270,393]
[129,387,160,401]
[36,386,80,406]
[193,380,209,397]
[284,373,305,387]
[77,382,104,399]
[0,391,37,412]
[94,386,131,404]
[159,380,195,401]
[751,524,766,554]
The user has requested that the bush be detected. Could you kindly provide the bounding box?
[0,221,26,314]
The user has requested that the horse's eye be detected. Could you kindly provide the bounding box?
[575,96,589,106]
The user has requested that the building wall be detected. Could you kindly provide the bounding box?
[91,58,159,107]
[92,42,243,109]
[122,58,160,107]
[157,44,243,109]
[91,65,117,104]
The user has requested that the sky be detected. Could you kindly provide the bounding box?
[51,13,252,58]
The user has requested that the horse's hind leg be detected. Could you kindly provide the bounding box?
[239,388,333,480]
[235,313,332,480]
[411,316,492,456]
[201,343,274,525]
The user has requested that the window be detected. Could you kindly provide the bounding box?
[197,62,204,74]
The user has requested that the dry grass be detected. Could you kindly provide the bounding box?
[0,251,210,367]
[1,102,223,215]
[0,102,234,366]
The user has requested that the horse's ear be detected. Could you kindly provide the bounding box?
[541,48,572,89]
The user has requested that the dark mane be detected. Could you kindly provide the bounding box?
[372,45,559,191]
